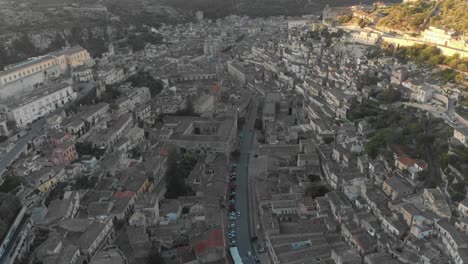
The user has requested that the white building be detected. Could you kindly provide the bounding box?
[351,31,381,45]
[287,20,309,29]
[0,46,92,98]
[0,82,76,127]
[96,66,125,85]
[422,26,457,46]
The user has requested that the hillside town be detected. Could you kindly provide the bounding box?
[0,3,467,264]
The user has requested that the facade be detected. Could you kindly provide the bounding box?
[72,66,93,82]
[351,31,381,45]
[51,140,78,166]
[422,26,457,46]
[0,82,76,127]
[28,166,66,192]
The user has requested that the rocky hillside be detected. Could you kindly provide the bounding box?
[377,0,468,34]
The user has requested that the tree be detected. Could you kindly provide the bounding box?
[175,97,198,116]
[0,176,21,193]
[164,150,197,199]
[146,251,165,264]
[254,118,263,130]
[337,14,353,24]
[127,71,164,98]
[305,185,329,198]
[0,193,21,241]
[231,149,240,159]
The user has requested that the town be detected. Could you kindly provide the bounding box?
[0,1,467,264]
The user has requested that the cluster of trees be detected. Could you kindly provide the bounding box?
[347,101,381,121]
[430,0,468,34]
[164,149,197,199]
[358,18,370,29]
[75,141,106,159]
[377,1,434,32]
[446,145,468,178]
[363,107,450,183]
[386,44,467,82]
[0,193,21,241]
[174,97,198,116]
[0,175,21,193]
[337,14,353,25]
[126,32,164,52]
[127,71,164,98]
[305,185,330,199]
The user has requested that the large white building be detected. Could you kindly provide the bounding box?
[422,26,457,46]
[0,82,77,127]
[0,46,92,98]
[351,31,381,45]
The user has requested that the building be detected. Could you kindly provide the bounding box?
[459,199,468,217]
[287,19,310,29]
[454,127,468,147]
[0,82,76,127]
[422,26,457,46]
[88,113,133,148]
[80,102,110,126]
[322,4,352,21]
[28,166,66,192]
[227,61,248,86]
[163,115,237,156]
[435,220,468,264]
[382,176,414,200]
[51,140,78,166]
[196,11,204,22]
[72,66,94,83]
[0,46,91,98]
[351,31,381,45]
[193,95,215,114]
[96,66,124,85]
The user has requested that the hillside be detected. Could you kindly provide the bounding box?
[377,0,468,34]
[430,0,468,33]
[377,0,434,33]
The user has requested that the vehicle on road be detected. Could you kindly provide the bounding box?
[237,211,241,217]
[247,251,253,258]
[229,223,236,228]
[228,234,236,238]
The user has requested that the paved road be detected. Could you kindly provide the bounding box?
[232,97,258,264]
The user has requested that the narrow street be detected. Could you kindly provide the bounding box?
[233,97,258,263]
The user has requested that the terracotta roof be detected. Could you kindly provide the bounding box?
[398,156,416,167]
[114,191,136,199]
[193,228,224,254]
